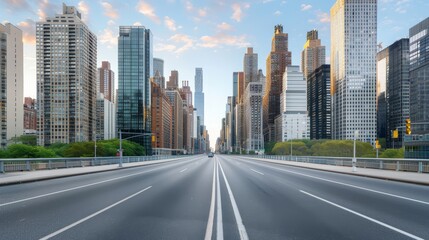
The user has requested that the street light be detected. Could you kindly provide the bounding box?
[352,130,359,172]
[118,129,153,167]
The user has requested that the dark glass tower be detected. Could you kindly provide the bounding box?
[117,26,153,154]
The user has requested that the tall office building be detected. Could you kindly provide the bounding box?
[37,4,97,146]
[96,61,115,140]
[405,18,429,158]
[98,61,115,102]
[244,47,258,87]
[117,26,153,153]
[165,90,183,151]
[151,81,172,150]
[377,39,410,148]
[301,30,325,80]
[307,64,331,139]
[180,80,194,153]
[167,70,178,90]
[0,23,23,147]
[330,0,377,144]
[153,58,164,77]
[263,24,292,143]
[279,66,310,141]
[194,68,204,126]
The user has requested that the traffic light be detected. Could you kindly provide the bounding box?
[393,129,399,139]
[405,118,411,135]
[375,139,381,149]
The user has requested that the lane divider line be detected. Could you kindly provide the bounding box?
[1,157,200,208]
[204,157,216,240]
[180,168,188,173]
[39,186,152,240]
[218,159,249,240]
[238,157,429,206]
[250,168,264,176]
[300,190,424,240]
[216,158,224,240]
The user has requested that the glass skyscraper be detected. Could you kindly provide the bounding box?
[117,26,153,154]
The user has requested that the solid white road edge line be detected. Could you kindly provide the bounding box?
[239,157,429,206]
[1,157,199,207]
[250,168,264,175]
[39,186,152,240]
[216,158,224,240]
[300,190,424,240]
[204,157,216,240]
[218,159,249,240]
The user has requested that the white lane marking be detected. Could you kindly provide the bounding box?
[218,159,249,240]
[239,157,429,206]
[250,168,264,175]
[1,157,199,207]
[180,168,188,173]
[204,157,216,240]
[216,158,224,240]
[39,186,152,240]
[300,190,424,240]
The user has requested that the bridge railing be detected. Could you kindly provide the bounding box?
[246,155,429,173]
[0,155,187,173]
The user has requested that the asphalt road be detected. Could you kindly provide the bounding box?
[0,154,428,240]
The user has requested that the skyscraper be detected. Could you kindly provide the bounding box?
[96,61,116,140]
[117,26,153,153]
[376,39,410,148]
[307,64,331,139]
[153,58,164,77]
[244,47,258,87]
[98,61,115,102]
[151,81,172,151]
[0,23,23,147]
[167,70,178,90]
[263,24,292,143]
[37,4,97,146]
[330,0,377,144]
[194,68,204,126]
[301,30,325,80]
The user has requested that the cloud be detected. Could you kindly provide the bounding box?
[101,1,119,20]
[155,43,177,52]
[3,0,30,11]
[77,1,90,23]
[301,4,312,11]
[274,10,281,16]
[217,22,232,31]
[136,0,160,24]
[37,0,60,21]
[317,11,330,23]
[169,34,195,53]
[99,28,117,48]
[17,19,36,45]
[231,3,248,22]
[199,33,250,48]
[164,16,177,31]
[133,22,142,26]
[185,1,193,11]
[198,8,207,17]
[262,0,273,3]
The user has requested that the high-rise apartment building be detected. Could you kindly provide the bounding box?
[194,68,204,126]
[279,66,310,141]
[377,39,410,148]
[301,30,325,80]
[330,0,377,144]
[244,47,258,87]
[96,61,116,140]
[0,23,23,147]
[405,18,429,158]
[151,81,172,150]
[37,4,97,146]
[23,97,37,134]
[165,90,183,150]
[307,64,331,139]
[117,26,152,153]
[263,24,292,143]
[98,61,115,102]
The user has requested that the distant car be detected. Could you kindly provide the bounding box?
[208,152,214,158]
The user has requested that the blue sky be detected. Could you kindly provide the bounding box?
[1,0,428,148]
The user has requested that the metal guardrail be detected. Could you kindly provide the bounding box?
[0,155,187,173]
[246,155,429,173]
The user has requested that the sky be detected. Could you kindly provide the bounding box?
[1,0,429,149]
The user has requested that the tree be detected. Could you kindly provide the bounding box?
[380,148,404,158]
[9,135,37,146]
[264,142,276,155]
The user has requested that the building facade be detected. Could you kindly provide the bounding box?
[167,70,178,90]
[330,0,377,144]
[151,81,172,150]
[98,61,114,102]
[263,24,292,143]
[23,97,37,133]
[194,68,204,126]
[117,26,152,153]
[307,64,331,139]
[165,90,183,151]
[0,23,24,147]
[37,4,97,146]
[153,57,164,77]
[301,30,325,80]
[377,39,410,148]
[280,66,310,141]
[244,47,258,87]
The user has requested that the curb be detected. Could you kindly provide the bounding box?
[241,156,429,186]
[0,157,185,186]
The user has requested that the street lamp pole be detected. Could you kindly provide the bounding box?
[352,130,358,172]
[119,129,123,167]
[94,131,97,159]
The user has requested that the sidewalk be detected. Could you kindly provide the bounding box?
[243,156,429,186]
[0,157,184,186]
